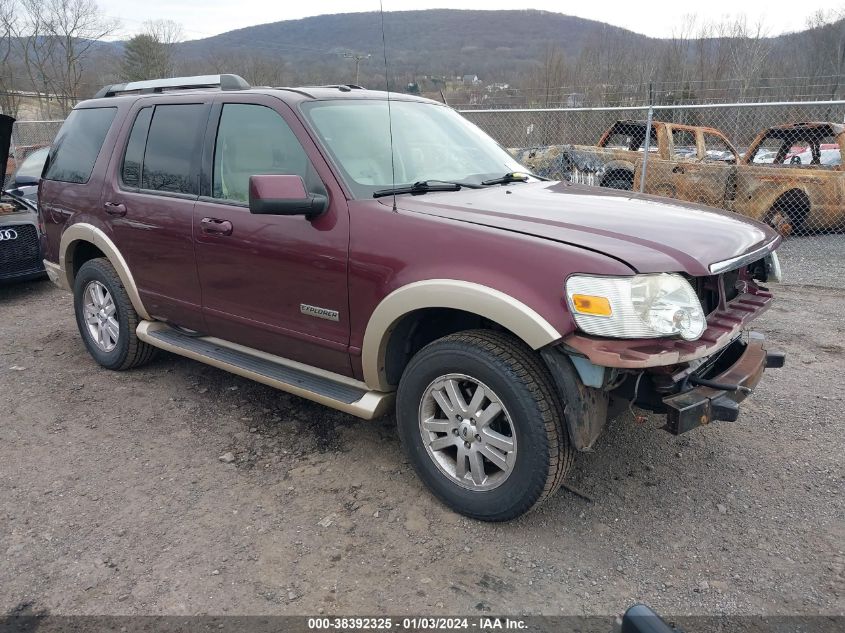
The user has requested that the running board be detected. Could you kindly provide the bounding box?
[136,321,393,420]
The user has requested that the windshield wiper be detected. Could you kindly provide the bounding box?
[373,179,482,198]
[481,172,532,186]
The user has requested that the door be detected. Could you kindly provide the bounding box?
[102,98,211,330]
[193,96,352,376]
[641,126,734,209]
[690,131,738,209]
[639,126,698,200]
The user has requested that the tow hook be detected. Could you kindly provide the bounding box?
[765,351,786,368]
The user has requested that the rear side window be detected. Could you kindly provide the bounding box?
[44,107,117,184]
[121,107,152,188]
[141,104,205,194]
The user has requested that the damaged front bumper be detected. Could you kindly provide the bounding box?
[543,331,785,451]
[662,332,784,434]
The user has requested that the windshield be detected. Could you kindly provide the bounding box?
[301,99,527,198]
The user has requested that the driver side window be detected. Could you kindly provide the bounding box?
[212,103,321,203]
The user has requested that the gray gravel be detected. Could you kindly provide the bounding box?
[0,278,843,617]
[778,235,845,289]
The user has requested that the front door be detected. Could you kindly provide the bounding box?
[193,96,352,376]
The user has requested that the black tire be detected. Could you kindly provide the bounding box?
[767,192,810,236]
[396,330,573,521]
[73,258,156,371]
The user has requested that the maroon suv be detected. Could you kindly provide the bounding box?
[39,75,784,521]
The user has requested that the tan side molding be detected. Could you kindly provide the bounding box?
[58,223,151,320]
[362,279,562,390]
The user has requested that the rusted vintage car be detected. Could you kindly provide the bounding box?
[514,120,844,235]
[724,122,844,235]
[512,120,740,210]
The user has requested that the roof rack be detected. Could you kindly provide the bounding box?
[298,84,366,92]
[94,74,251,99]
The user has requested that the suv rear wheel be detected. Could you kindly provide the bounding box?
[396,330,573,521]
[73,258,156,370]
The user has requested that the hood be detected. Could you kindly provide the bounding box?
[0,114,13,188]
[396,181,779,276]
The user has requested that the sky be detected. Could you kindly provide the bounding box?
[99,0,839,41]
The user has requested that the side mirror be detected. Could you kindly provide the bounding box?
[248,174,327,219]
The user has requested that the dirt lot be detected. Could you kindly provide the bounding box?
[1,278,843,617]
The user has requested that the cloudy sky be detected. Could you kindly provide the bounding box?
[99,0,837,41]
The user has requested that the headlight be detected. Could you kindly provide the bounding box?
[565,273,707,340]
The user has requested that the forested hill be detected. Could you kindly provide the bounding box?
[176,10,652,78]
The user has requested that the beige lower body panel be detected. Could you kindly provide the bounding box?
[43,259,68,290]
[136,321,394,420]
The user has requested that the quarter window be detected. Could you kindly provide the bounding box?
[43,107,117,184]
[212,104,318,203]
[121,107,152,188]
[141,104,205,195]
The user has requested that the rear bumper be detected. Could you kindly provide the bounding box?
[662,332,784,434]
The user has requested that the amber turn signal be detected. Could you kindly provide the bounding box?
[571,294,612,316]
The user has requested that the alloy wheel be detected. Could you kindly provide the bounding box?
[418,373,517,491]
[82,280,119,353]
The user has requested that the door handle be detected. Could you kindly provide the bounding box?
[201,217,233,236]
[103,201,127,216]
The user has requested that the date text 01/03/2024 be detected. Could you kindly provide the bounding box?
[306,617,528,630]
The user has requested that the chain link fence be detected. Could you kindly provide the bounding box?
[462,100,845,288]
[4,120,64,188]
[4,110,844,288]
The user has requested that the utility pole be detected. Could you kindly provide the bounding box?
[342,52,371,85]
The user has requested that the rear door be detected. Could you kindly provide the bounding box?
[192,94,352,376]
[101,96,212,331]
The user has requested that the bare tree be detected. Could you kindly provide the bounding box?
[724,16,771,102]
[526,44,565,107]
[8,0,118,115]
[800,9,845,99]
[0,0,23,116]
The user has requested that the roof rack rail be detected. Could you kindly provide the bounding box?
[298,84,366,92]
[94,74,250,99]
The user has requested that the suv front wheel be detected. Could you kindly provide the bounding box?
[396,330,573,521]
[73,258,156,370]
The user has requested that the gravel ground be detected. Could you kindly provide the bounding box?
[778,236,845,289]
[0,279,843,618]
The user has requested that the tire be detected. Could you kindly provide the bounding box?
[73,258,156,371]
[396,330,573,521]
[767,193,810,237]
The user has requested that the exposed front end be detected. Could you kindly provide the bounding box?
[0,194,45,284]
[545,258,784,449]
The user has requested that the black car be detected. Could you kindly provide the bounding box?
[1,113,45,283]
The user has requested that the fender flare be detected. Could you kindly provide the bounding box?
[59,223,151,320]
[361,279,562,391]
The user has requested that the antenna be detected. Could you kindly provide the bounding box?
[379,0,397,212]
